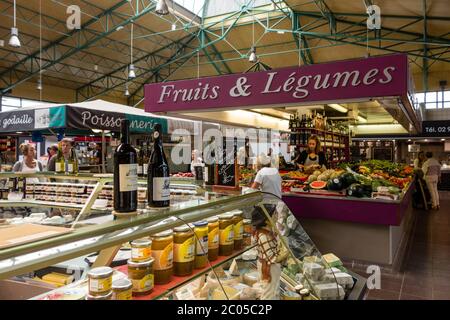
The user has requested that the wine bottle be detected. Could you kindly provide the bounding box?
[147,123,170,207]
[204,138,216,186]
[114,119,138,212]
[55,146,64,173]
[137,144,144,177]
[67,148,77,174]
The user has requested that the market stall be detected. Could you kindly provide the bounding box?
[144,53,420,268]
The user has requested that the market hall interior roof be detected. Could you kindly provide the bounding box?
[0,0,448,106]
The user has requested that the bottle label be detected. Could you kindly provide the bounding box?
[67,163,74,173]
[234,221,244,240]
[220,225,234,246]
[131,274,154,292]
[195,227,209,255]
[152,243,173,270]
[143,164,148,175]
[208,227,219,249]
[204,167,208,183]
[55,162,62,172]
[119,164,138,192]
[153,177,170,201]
[137,165,143,175]
[174,237,195,263]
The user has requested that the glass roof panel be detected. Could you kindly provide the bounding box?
[174,0,206,16]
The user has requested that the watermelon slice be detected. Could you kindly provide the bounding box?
[310,181,327,189]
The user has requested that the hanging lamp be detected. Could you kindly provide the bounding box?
[156,0,169,15]
[249,46,257,63]
[124,83,130,96]
[9,0,20,47]
[128,23,136,79]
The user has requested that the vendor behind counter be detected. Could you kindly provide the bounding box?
[293,135,327,172]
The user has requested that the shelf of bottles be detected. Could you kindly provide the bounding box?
[288,111,350,168]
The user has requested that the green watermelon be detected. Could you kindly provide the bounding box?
[327,177,344,191]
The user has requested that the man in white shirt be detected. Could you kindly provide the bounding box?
[422,152,441,210]
[251,154,282,200]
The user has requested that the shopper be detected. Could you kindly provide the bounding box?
[422,152,441,210]
[47,138,74,172]
[13,143,43,184]
[251,153,282,200]
[414,151,427,170]
[294,135,327,171]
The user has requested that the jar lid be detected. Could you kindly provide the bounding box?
[230,210,243,215]
[193,220,208,227]
[243,219,252,224]
[294,284,304,291]
[88,266,113,278]
[153,229,173,238]
[233,211,243,217]
[218,213,233,219]
[300,288,310,295]
[173,225,192,233]
[127,257,154,267]
[131,238,152,247]
[112,278,132,290]
[207,216,219,223]
[86,291,112,300]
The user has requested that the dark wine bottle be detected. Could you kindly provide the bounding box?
[113,119,138,212]
[147,124,170,207]
[204,138,216,186]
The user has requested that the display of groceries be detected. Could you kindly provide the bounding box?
[239,160,413,200]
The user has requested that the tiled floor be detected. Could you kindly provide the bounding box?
[346,191,450,300]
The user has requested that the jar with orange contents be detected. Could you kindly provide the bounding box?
[151,230,173,285]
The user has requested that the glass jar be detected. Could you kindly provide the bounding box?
[193,221,208,269]
[243,219,253,234]
[128,258,154,295]
[87,267,113,296]
[151,230,173,285]
[112,278,133,300]
[131,238,152,262]
[232,211,244,250]
[173,225,195,276]
[207,216,219,261]
[86,291,112,300]
[219,213,234,256]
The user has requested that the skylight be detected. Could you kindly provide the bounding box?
[174,0,206,16]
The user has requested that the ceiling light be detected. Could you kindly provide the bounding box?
[92,129,102,134]
[116,26,124,31]
[16,131,23,134]
[9,27,20,48]
[441,138,445,141]
[156,0,169,15]
[9,1,20,48]
[357,115,367,123]
[171,23,176,31]
[424,139,428,142]
[94,65,98,71]
[249,46,257,63]
[408,139,411,142]
[128,64,136,79]
[36,78,42,91]
[124,83,130,97]
[277,30,285,34]
[328,103,348,113]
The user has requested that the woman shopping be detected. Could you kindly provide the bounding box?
[13,143,43,184]
[294,135,327,172]
[414,151,426,170]
[422,152,441,210]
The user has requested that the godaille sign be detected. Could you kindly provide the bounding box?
[145,54,408,113]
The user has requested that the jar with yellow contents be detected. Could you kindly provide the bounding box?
[243,219,253,247]
[232,211,244,250]
[87,267,113,297]
[112,278,133,300]
[151,230,173,285]
[219,213,234,256]
[193,221,209,269]
[131,238,152,262]
[207,216,219,261]
[173,225,195,276]
[128,258,154,295]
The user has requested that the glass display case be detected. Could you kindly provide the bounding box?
[0,173,366,300]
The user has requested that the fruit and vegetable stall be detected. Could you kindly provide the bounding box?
[240,160,416,267]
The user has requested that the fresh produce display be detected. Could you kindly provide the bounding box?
[239,168,256,186]
[281,171,309,181]
[278,160,413,200]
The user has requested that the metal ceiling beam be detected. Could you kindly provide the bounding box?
[78,10,245,102]
[292,13,314,65]
[312,0,336,34]
[201,30,233,75]
[422,0,429,92]
[0,0,156,95]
